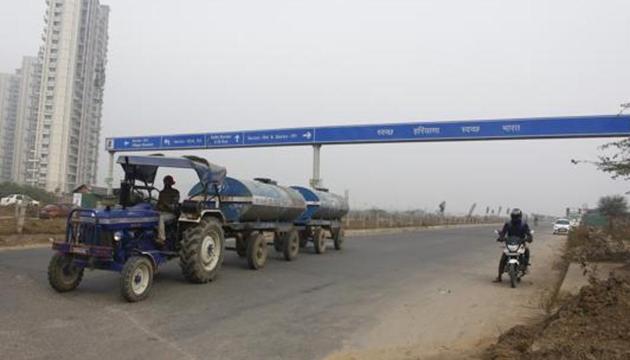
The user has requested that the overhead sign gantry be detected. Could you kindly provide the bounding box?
[105,114,630,193]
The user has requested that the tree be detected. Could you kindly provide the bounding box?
[597,195,628,233]
[592,138,630,180]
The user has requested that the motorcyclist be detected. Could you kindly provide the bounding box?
[494,208,533,282]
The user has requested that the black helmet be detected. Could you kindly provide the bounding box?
[510,208,522,222]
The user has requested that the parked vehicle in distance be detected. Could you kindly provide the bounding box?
[39,204,73,219]
[553,218,570,234]
[0,194,40,207]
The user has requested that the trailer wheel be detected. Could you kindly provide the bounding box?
[121,256,154,302]
[180,218,225,283]
[299,230,309,248]
[246,232,268,270]
[273,232,283,252]
[48,253,84,292]
[282,230,300,261]
[333,227,345,250]
[235,234,247,258]
[313,228,327,254]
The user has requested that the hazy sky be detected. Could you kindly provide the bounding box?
[2,0,630,215]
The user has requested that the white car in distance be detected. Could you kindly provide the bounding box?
[0,194,40,207]
[553,218,571,235]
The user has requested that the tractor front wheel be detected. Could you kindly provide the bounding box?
[48,253,84,292]
[121,256,154,302]
[180,218,225,283]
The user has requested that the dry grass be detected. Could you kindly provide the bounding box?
[0,218,65,236]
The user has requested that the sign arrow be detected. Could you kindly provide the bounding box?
[303,131,312,140]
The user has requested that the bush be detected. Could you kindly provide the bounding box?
[0,182,57,205]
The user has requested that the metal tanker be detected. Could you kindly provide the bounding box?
[187,172,348,268]
[291,186,349,224]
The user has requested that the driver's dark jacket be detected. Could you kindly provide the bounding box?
[499,220,532,241]
[157,187,180,212]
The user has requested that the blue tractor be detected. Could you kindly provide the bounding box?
[48,155,349,301]
[48,155,228,302]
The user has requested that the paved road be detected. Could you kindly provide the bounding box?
[0,225,523,360]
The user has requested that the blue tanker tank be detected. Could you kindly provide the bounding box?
[189,177,306,223]
[188,176,349,267]
[291,186,349,225]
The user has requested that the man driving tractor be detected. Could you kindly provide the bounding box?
[157,175,180,244]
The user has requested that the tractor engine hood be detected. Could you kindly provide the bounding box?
[77,204,159,230]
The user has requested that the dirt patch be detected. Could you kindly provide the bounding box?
[0,218,65,248]
[325,233,566,360]
[0,233,57,248]
[484,267,630,360]
[0,218,65,236]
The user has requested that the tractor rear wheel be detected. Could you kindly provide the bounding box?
[246,232,268,270]
[313,228,327,254]
[180,218,225,283]
[282,230,300,261]
[48,253,84,292]
[121,256,154,302]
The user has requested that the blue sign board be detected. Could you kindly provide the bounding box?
[206,132,243,147]
[161,134,206,149]
[106,114,630,152]
[244,127,315,146]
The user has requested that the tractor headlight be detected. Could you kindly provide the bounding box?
[113,231,124,242]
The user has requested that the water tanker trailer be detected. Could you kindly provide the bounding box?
[185,177,349,269]
[291,186,349,252]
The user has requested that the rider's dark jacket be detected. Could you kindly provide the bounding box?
[499,220,533,242]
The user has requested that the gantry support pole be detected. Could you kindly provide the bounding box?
[106,151,115,196]
[310,144,322,188]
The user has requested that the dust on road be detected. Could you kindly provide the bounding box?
[326,232,566,360]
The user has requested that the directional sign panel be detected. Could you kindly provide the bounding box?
[243,127,315,146]
[314,115,630,144]
[105,114,630,152]
[108,136,162,151]
[161,134,206,149]
[206,132,243,147]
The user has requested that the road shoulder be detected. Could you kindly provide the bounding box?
[325,232,566,360]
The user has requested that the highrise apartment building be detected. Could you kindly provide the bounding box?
[0,73,20,182]
[32,0,109,193]
[13,56,42,185]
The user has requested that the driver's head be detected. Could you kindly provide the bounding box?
[163,175,176,188]
[510,208,523,224]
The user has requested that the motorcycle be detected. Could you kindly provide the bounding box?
[494,230,533,288]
